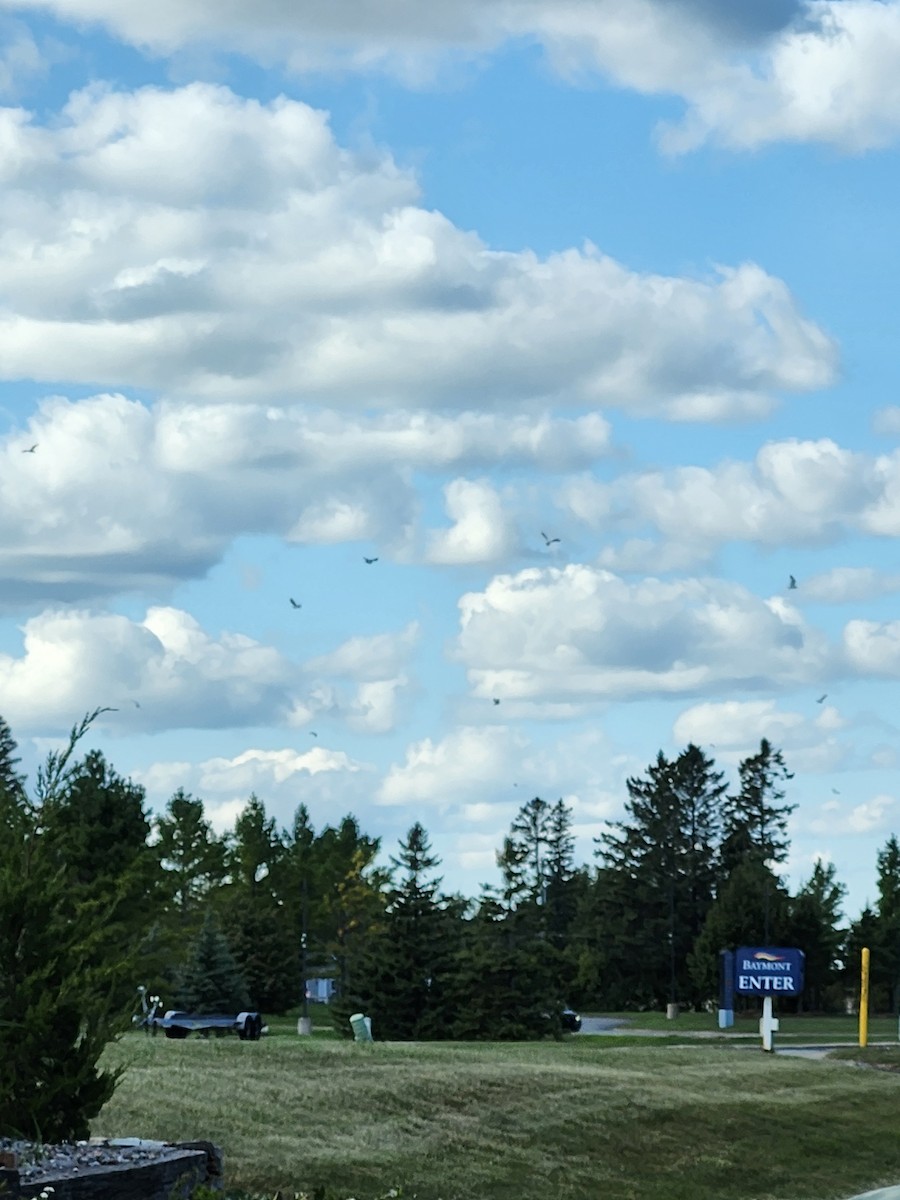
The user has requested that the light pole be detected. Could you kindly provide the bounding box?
[297,874,311,1036]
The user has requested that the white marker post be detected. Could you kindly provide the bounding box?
[759,996,779,1052]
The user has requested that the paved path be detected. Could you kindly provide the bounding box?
[578,1017,634,1035]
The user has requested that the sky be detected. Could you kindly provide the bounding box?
[2,0,900,920]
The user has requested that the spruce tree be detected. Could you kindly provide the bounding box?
[870,836,900,1011]
[176,910,251,1014]
[339,823,459,1040]
[788,860,846,1011]
[720,739,795,876]
[596,745,725,1008]
[688,858,791,1002]
[155,788,227,927]
[0,712,132,1141]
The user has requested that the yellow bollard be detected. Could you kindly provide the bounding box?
[860,947,870,1048]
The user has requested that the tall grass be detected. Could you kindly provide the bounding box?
[92,1034,900,1200]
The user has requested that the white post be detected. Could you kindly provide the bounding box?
[759,996,779,1052]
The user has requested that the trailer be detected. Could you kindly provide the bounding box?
[134,987,264,1040]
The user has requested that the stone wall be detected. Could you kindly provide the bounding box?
[0,1140,223,1200]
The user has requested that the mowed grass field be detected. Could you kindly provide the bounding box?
[93,1028,900,1200]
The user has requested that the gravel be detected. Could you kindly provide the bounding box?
[0,1137,181,1183]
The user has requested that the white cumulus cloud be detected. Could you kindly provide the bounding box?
[0,83,835,414]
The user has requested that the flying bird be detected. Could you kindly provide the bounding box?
[541,531,561,546]
[816,694,828,704]
[132,700,141,709]
[789,575,798,589]
[309,731,318,737]
[364,556,379,564]
[832,788,841,795]
[22,444,37,454]
[493,698,501,706]
[289,598,302,609]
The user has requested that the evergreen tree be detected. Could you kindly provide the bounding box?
[720,739,795,877]
[689,858,791,1002]
[217,795,298,1012]
[871,836,900,1011]
[0,714,25,802]
[155,789,227,927]
[788,860,846,1011]
[596,745,725,1008]
[544,799,579,949]
[448,892,558,1041]
[0,712,132,1141]
[39,745,162,1008]
[338,823,459,1040]
[845,904,881,1010]
[509,796,553,905]
[321,817,390,1009]
[176,910,251,1014]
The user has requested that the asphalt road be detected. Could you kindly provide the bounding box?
[578,1017,631,1034]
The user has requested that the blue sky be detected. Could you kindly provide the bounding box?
[2,0,900,919]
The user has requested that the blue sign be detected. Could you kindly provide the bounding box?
[734,947,805,996]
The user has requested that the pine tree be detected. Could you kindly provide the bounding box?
[217,795,297,1012]
[448,892,558,1041]
[788,860,846,1011]
[338,823,459,1040]
[689,858,791,1003]
[596,745,725,1008]
[720,739,795,877]
[0,712,132,1141]
[871,836,900,1011]
[40,748,162,1007]
[176,910,251,1014]
[155,789,227,926]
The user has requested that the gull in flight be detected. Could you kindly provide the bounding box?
[22,444,37,454]
[364,557,379,564]
[541,531,561,546]
[817,694,828,704]
[289,598,302,609]
[789,575,798,590]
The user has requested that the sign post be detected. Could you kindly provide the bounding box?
[718,949,734,1029]
[734,947,805,1053]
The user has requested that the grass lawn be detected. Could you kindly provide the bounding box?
[94,1033,900,1200]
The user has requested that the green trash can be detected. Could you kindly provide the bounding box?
[350,1013,373,1042]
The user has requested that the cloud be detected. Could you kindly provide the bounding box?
[673,699,807,749]
[306,623,420,681]
[844,620,900,677]
[8,1,900,150]
[134,744,375,831]
[0,395,614,602]
[0,604,418,735]
[426,479,517,565]
[873,406,900,436]
[562,437,900,556]
[0,606,296,732]
[808,793,896,835]
[0,83,834,414]
[799,567,900,604]
[0,17,47,97]
[655,1,900,153]
[377,725,526,807]
[455,565,832,705]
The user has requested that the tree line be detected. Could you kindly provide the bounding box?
[2,712,898,1138]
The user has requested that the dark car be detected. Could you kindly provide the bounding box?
[561,1008,582,1033]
